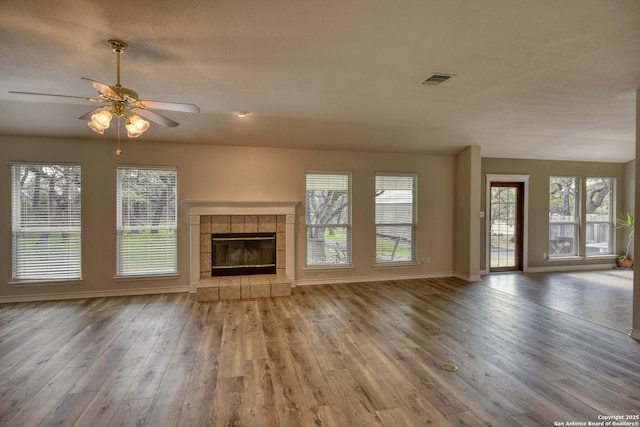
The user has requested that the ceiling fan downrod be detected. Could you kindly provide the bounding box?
[108,39,128,88]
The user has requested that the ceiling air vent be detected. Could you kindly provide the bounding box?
[419,73,455,86]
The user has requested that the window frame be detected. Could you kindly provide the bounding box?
[11,163,82,282]
[305,171,352,268]
[116,166,178,277]
[585,177,615,257]
[374,172,417,265]
[548,176,580,258]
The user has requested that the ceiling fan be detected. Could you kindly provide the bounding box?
[9,39,200,141]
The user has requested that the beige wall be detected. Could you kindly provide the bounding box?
[625,160,636,261]
[1,136,456,300]
[454,146,481,280]
[632,90,640,340]
[481,157,627,271]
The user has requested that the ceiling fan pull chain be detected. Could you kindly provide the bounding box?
[116,115,122,156]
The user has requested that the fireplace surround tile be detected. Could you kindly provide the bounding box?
[200,215,211,233]
[200,253,211,274]
[258,215,277,232]
[241,276,251,299]
[244,215,258,232]
[211,215,231,233]
[186,201,297,295]
[200,233,212,253]
[201,214,287,280]
[231,215,245,233]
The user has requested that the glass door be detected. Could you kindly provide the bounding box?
[490,182,524,272]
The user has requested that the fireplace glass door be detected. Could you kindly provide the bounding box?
[212,233,276,276]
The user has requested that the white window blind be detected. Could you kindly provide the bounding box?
[375,173,417,263]
[11,164,82,280]
[305,172,351,266]
[117,167,177,276]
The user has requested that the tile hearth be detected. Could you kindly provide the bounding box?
[196,274,291,301]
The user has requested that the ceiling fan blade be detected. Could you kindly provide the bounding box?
[9,91,103,102]
[135,109,179,128]
[81,77,121,100]
[138,100,200,113]
[78,106,109,121]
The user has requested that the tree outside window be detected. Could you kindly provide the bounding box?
[585,177,613,255]
[549,176,614,257]
[305,172,351,266]
[11,164,82,280]
[117,167,177,275]
[549,177,578,257]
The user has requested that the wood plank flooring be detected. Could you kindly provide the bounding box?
[484,269,633,333]
[0,274,639,426]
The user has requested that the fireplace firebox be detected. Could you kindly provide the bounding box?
[211,232,276,276]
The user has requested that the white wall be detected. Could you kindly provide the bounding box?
[1,136,457,300]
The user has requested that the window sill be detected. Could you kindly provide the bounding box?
[8,278,85,287]
[303,265,354,272]
[547,256,583,261]
[374,261,419,268]
[585,254,618,260]
[548,255,618,262]
[113,273,180,282]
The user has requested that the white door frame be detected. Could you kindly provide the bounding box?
[486,174,530,273]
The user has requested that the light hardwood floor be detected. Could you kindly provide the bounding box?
[483,269,634,333]
[0,273,639,426]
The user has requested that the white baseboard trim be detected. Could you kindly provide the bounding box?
[295,271,455,287]
[0,286,189,304]
[453,272,482,282]
[629,328,640,341]
[526,263,616,273]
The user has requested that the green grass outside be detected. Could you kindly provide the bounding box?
[120,229,176,273]
[311,228,412,262]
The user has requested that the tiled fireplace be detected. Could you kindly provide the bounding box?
[185,201,298,299]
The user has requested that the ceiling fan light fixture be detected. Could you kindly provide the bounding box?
[10,38,199,154]
[125,114,149,138]
[93,110,113,127]
[87,120,105,134]
[87,110,113,134]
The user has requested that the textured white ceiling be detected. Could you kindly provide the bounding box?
[1,0,639,162]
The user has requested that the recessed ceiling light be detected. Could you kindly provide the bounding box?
[234,110,249,117]
[419,73,455,86]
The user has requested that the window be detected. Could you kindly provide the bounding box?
[11,164,82,281]
[117,167,177,276]
[585,177,613,256]
[549,177,579,257]
[375,173,417,264]
[305,172,351,266]
[549,176,616,259]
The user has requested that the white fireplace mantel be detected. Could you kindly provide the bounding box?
[184,200,298,292]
